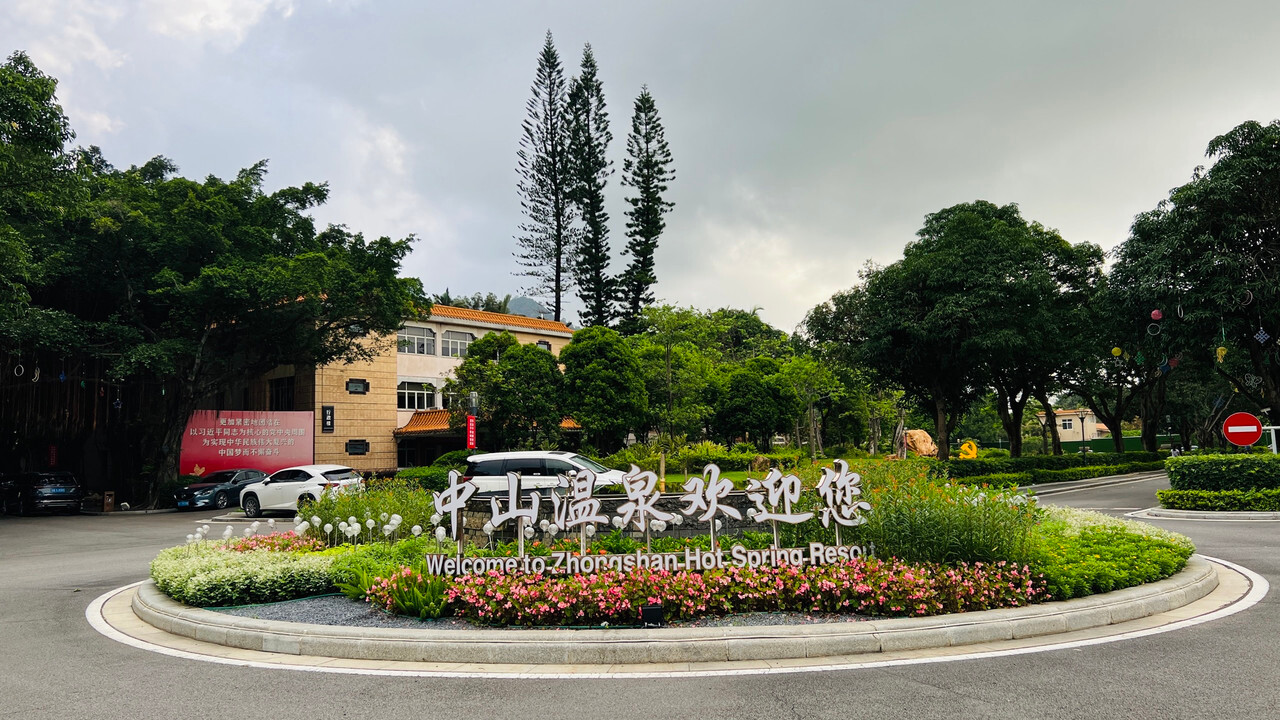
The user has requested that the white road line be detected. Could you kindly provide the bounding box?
[84,555,1268,680]
[1033,474,1165,497]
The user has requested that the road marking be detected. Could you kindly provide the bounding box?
[1032,474,1165,497]
[85,555,1267,680]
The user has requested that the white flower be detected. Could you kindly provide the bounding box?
[429,513,442,526]
[366,519,376,529]
[323,523,333,534]
[483,522,494,535]
[310,515,321,527]
[411,525,423,536]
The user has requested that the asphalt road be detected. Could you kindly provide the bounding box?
[1,475,1277,720]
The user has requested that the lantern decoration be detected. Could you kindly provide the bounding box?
[1151,309,1163,321]
[1216,346,1228,363]
[1111,346,1123,357]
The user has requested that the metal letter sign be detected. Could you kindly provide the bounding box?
[422,462,881,577]
[466,415,477,449]
[1223,411,1264,446]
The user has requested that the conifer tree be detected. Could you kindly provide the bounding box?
[566,44,614,328]
[617,87,675,335]
[514,31,577,322]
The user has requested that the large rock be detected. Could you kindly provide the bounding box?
[904,429,937,458]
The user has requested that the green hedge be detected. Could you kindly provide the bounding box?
[955,462,1166,487]
[431,449,482,467]
[1157,488,1280,511]
[393,465,453,492]
[946,451,1166,479]
[599,446,805,473]
[1166,454,1280,491]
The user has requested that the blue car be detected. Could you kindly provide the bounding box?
[173,468,267,511]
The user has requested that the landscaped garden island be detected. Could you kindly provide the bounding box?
[150,458,1195,631]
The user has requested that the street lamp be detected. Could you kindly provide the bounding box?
[1077,409,1088,453]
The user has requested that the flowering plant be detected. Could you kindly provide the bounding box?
[223,531,325,553]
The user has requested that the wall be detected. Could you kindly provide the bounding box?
[312,335,399,473]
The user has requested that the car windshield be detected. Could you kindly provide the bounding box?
[571,455,609,473]
[322,469,361,482]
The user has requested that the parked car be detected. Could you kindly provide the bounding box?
[238,464,363,518]
[1,471,85,515]
[461,451,625,492]
[172,468,267,511]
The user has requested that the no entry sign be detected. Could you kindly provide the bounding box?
[1222,412,1264,447]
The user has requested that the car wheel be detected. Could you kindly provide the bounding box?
[214,491,230,510]
[242,494,261,518]
[298,494,316,507]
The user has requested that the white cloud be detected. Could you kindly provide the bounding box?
[7,0,126,74]
[140,0,295,48]
[67,106,124,135]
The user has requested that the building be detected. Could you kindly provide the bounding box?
[250,305,574,474]
[1034,408,1109,442]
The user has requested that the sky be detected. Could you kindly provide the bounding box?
[5,0,1280,333]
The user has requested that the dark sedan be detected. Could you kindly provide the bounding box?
[173,468,267,511]
[1,472,85,515]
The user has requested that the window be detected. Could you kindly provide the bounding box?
[1061,418,1074,430]
[398,381,434,410]
[536,340,552,352]
[398,326,435,355]
[545,459,575,476]
[442,330,474,358]
[269,376,295,411]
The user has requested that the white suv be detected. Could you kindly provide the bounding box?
[461,451,625,492]
[239,464,363,518]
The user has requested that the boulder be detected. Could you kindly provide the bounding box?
[904,429,937,458]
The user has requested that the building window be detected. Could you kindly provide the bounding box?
[398,326,435,355]
[442,331,474,358]
[535,340,552,352]
[269,376,295,411]
[398,381,434,410]
[1061,418,1073,430]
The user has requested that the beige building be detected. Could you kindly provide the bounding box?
[1035,408,1109,442]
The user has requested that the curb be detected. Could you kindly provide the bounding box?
[1132,507,1280,521]
[80,508,178,516]
[131,557,1217,666]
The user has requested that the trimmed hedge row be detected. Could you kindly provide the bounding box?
[600,448,805,473]
[1157,488,1280,512]
[946,452,1166,478]
[956,462,1167,488]
[394,465,452,492]
[1166,454,1280,491]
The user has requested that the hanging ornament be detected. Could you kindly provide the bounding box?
[1169,356,1181,369]
[1135,351,1146,365]
[1216,346,1228,363]
[113,398,123,410]
[1159,363,1171,375]
[13,363,23,377]
[31,366,40,382]
[59,371,66,382]
[1177,304,1184,319]
[1151,309,1163,321]
[1244,374,1263,390]
[1111,346,1123,357]
[79,380,86,388]
[1147,323,1162,336]
[1123,352,1132,361]
[1255,328,1271,344]
[161,387,166,396]
[1240,290,1254,306]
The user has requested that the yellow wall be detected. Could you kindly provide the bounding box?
[312,336,399,473]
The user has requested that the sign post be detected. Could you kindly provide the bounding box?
[1222,412,1264,447]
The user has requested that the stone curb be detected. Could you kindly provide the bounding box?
[131,557,1217,665]
[80,508,179,516]
[1139,507,1280,520]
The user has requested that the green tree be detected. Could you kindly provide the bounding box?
[566,44,614,328]
[514,31,577,322]
[446,332,564,449]
[711,357,799,452]
[616,87,675,335]
[780,355,841,460]
[559,326,648,452]
[431,289,512,313]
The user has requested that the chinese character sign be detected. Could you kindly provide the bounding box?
[179,410,314,475]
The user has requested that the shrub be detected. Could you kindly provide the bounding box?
[858,481,1038,565]
[395,465,453,492]
[365,566,451,619]
[954,462,1166,487]
[224,531,324,553]
[440,558,1041,626]
[431,449,482,467]
[299,479,436,547]
[946,451,1166,478]
[978,448,1011,458]
[1166,454,1280,491]
[1029,507,1194,600]
[151,543,336,606]
[1157,488,1280,511]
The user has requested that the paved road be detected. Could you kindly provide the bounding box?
[1,475,1277,720]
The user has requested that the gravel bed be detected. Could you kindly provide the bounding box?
[211,595,874,630]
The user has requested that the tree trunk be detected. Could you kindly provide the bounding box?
[933,397,950,461]
[868,410,881,456]
[1035,392,1063,455]
[993,384,1030,457]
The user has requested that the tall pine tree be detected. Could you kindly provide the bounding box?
[566,44,614,328]
[617,86,674,335]
[515,31,577,322]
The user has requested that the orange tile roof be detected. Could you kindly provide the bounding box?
[395,410,582,436]
[395,409,453,436]
[428,304,573,335]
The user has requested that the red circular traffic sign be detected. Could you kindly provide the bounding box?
[1222,412,1264,446]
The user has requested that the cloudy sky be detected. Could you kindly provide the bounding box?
[5,1,1280,332]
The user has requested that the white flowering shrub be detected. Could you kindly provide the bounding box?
[151,543,336,606]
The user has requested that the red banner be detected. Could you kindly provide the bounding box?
[180,410,314,477]
[466,415,477,449]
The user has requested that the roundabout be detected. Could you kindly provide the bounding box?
[87,554,1260,678]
